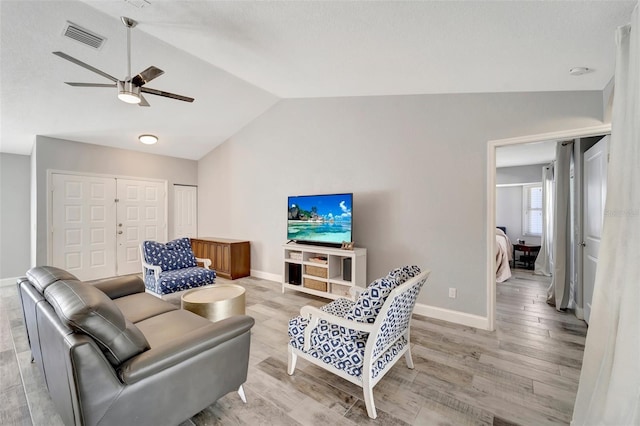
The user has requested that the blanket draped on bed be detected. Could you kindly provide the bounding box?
[495,228,513,283]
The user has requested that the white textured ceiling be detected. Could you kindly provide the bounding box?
[0,0,278,159]
[1,0,637,160]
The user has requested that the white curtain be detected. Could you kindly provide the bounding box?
[547,142,573,310]
[572,5,640,425]
[535,163,554,276]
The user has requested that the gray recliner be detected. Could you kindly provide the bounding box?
[17,266,254,426]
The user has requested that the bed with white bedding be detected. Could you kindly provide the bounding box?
[495,228,513,282]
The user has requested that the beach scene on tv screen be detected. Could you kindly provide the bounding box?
[287,194,352,243]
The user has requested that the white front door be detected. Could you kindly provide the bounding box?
[582,136,608,324]
[116,179,167,275]
[52,174,117,280]
[173,185,197,239]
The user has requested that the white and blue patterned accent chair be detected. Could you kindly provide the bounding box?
[287,265,429,419]
[140,237,216,297]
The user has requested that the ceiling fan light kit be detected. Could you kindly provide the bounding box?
[139,134,158,145]
[117,81,141,103]
[53,16,194,107]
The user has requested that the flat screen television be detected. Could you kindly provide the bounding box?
[287,193,353,247]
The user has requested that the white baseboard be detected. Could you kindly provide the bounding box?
[250,270,280,283]
[0,277,19,288]
[575,306,585,320]
[413,302,490,330]
[247,272,489,330]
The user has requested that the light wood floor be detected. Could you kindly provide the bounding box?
[0,269,586,425]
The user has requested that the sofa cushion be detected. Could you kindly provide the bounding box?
[44,280,150,366]
[135,309,213,348]
[386,265,421,286]
[144,267,216,295]
[321,298,355,317]
[288,315,364,349]
[345,277,397,324]
[113,293,178,324]
[85,275,145,299]
[142,238,197,272]
[27,266,79,294]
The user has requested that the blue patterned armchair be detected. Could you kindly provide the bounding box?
[140,237,216,296]
[287,265,430,419]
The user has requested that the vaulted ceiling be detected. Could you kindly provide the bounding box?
[1,1,636,160]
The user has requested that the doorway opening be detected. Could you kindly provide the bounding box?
[486,124,610,331]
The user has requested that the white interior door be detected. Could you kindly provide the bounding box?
[583,136,608,324]
[52,174,117,280]
[173,185,197,239]
[116,179,167,275]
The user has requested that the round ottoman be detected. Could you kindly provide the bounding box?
[181,284,246,322]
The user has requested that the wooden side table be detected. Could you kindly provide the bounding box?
[512,244,541,270]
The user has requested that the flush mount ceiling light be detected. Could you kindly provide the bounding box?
[139,134,158,145]
[569,67,592,76]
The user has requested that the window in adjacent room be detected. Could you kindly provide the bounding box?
[523,184,543,236]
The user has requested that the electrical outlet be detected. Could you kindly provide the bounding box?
[448,288,457,299]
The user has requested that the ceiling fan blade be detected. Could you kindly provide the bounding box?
[131,66,165,87]
[138,94,150,107]
[65,82,117,88]
[53,51,118,82]
[141,87,194,103]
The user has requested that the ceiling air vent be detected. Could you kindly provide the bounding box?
[62,22,106,50]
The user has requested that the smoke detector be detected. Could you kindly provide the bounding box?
[569,67,592,76]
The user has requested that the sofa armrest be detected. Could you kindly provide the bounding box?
[299,305,374,351]
[85,275,145,299]
[195,257,212,269]
[117,315,255,385]
[299,305,374,332]
[140,260,162,280]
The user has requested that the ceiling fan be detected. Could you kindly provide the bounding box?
[53,16,194,106]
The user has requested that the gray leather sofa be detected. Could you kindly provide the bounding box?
[17,266,255,426]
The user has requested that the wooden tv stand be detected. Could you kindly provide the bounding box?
[190,238,250,280]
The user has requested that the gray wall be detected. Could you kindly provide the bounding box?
[198,91,603,317]
[496,163,547,246]
[0,153,31,278]
[33,136,198,265]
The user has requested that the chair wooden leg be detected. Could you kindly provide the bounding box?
[405,348,414,369]
[362,380,377,419]
[238,385,247,403]
[287,345,297,375]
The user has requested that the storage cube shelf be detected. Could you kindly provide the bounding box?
[282,243,367,300]
[305,265,327,278]
[303,277,327,292]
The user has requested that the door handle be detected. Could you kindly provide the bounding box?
[579,241,586,247]
[118,231,123,235]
